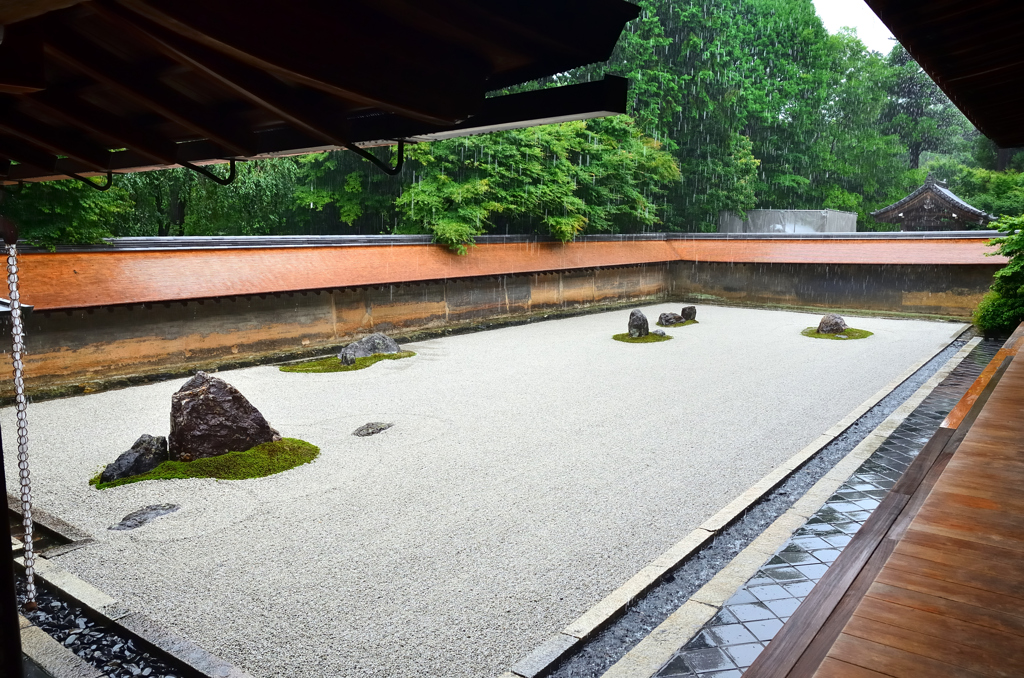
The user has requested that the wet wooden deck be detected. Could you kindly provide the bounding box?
[746,325,1024,678]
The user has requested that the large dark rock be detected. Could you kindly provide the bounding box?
[100,434,168,483]
[658,312,684,327]
[338,332,401,366]
[628,309,649,338]
[168,372,279,462]
[680,306,697,321]
[817,313,848,334]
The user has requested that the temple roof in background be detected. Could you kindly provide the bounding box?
[872,174,995,231]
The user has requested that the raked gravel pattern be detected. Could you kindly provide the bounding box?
[2,305,959,678]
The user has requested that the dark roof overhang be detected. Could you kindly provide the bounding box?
[864,0,1024,148]
[0,0,639,183]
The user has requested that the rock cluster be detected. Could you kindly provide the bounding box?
[657,306,698,327]
[817,313,848,334]
[100,434,168,484]
[169,371,280,462]
[628,309,649,338]
[658,312,683,326]
[338,332,401,365]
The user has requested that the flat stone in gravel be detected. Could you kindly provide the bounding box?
[3,306,958,678]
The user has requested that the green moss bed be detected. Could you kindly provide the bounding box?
[801,327,874,341]
[612,332,673,343]
[657,319,699,328]
[90,438,320,490]
[279,351,416,373]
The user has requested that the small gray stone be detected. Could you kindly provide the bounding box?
[680,306,697,321]
[652,329,666,336]
[100,434,168,483]
[353,422,393,437]
[109,504,180,531]
[657,312,684,326]
[628,309,649,338]
[817,313,848,334]
[338,333,401,366]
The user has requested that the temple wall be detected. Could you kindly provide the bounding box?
[2,234,1001,400]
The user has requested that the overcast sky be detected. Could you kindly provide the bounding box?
[812,0,898,54]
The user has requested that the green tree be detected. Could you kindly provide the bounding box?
[394,117,680,252]
[1,179,130,249]
[882,44,972,169]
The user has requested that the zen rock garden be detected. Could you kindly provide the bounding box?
[21,306,956,678]
[95,371,317,488]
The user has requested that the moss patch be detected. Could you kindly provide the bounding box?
[90,438,320,490]
[612,332,673,343]
[801,327,874,341]
[657,319,699,328]
[279,351,415,373]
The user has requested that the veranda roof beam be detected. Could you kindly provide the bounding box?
[45,29,256,156]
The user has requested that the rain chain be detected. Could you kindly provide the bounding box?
[7,243,36,609]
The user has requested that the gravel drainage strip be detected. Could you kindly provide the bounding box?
[10,516,252,678]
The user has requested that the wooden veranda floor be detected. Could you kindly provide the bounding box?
[746,326,1024,678]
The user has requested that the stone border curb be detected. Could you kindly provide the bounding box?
[502,326,971,678]
[20,614,105,678]
[13,556,254,678]
[597,336,982,678]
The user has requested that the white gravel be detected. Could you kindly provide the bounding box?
[3,305,957,677]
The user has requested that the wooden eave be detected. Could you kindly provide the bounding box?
[0,0,639,183]
[864,0,1024,148]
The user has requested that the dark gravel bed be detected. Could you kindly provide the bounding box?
[548,337,974,678]
[15,574,190,678]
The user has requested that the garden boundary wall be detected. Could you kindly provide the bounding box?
[6,232,1004,398]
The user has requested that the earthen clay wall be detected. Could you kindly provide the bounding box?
[7,236,1002,398]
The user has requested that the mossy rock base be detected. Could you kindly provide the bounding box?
[801,327,873,341]
[612,332,673,343]
[91,438,320,489]
[657,319,699,328]
[280,351,415,373]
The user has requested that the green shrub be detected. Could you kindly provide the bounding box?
[973,291,1024,336]
[977,214,1024,335]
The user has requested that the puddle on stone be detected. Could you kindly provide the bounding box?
[109,504,180,531]
[353,422,393,437]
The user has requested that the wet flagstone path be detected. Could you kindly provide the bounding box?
[653,338,1000,678]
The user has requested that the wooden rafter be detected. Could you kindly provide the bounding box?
[45,27,256,156]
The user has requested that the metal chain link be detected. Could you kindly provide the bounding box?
[7,243,35,608]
